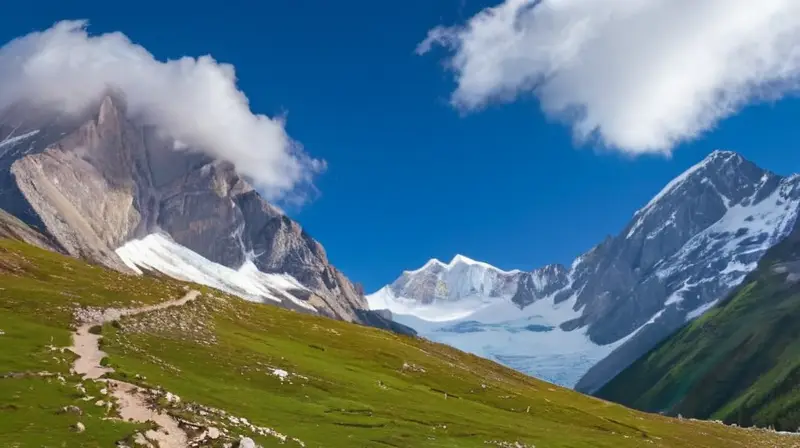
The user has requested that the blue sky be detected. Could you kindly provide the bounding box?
[3,1,800,292]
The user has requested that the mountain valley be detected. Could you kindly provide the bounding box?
[2,222,798,447]
[2,6,800,447]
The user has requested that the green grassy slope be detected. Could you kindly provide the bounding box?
[598,221,800,432]
[1,238,798,447]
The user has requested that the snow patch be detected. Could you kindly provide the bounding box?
[116,233,316,311]
[687,300,720,321]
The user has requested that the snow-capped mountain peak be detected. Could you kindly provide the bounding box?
[368,150,800,392]
[390,255,522,306]
[404,254,521,276]
[638,149,742,212]
[626,148,777,239]
[403,258,446,275]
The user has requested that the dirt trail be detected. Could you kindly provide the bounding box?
[69,290,200,448]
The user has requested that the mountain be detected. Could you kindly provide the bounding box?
[368,151,800,391]
[1,236,796,447]
[596,216,800,431]
[0,95,373,324]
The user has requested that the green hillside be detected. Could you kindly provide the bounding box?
[1,238,798,447]
[598,220,800,432]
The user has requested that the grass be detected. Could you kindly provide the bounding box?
[597,224,800,431]
[0,239,192,447]
[0,376,145,447]
[1,238,799,447]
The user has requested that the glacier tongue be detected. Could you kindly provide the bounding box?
[116,233,316,312]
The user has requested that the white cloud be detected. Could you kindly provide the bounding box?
[418,0,800,154]
[0,20,324,201]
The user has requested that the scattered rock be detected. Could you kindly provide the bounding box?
[0,329,5,335]
[238,437,261,448]
[132,432,153,447]
[270,368,289,381]
[401,362,426,373]
[95,400,105,407]
[207,427,221,439]
[485,441,535,448]
[165,392,180,403]
[59,405,82,415]
[73,422,85,433]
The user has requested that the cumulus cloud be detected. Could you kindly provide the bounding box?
[418,0,800,154]
[0,20,323,201]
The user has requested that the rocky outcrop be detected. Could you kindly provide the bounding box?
[0,207,61,252]
[0,96,368,323]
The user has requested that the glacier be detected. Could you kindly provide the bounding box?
[367,256,637,388]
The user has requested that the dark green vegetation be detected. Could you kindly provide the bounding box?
[598,221,800,432]
[1,238,798,447]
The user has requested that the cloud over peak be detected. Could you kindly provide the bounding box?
[418,0,800,154]
[0,20,323,201]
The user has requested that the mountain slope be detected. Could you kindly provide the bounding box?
[0,96,369,323]
[0,207,60,252]
[1,238,797,447]
[368,151,800,391]
[596,217,800,431]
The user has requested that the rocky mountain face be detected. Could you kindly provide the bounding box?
[0,96,370,323]
[369,151,800,391]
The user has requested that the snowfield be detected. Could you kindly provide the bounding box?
[116,233,316,311]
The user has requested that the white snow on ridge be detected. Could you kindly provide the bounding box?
[655,179,800,283]
[686,300,720,321]
[627,150,737,238]
[405,254,522,276]
[116,233,316,311]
